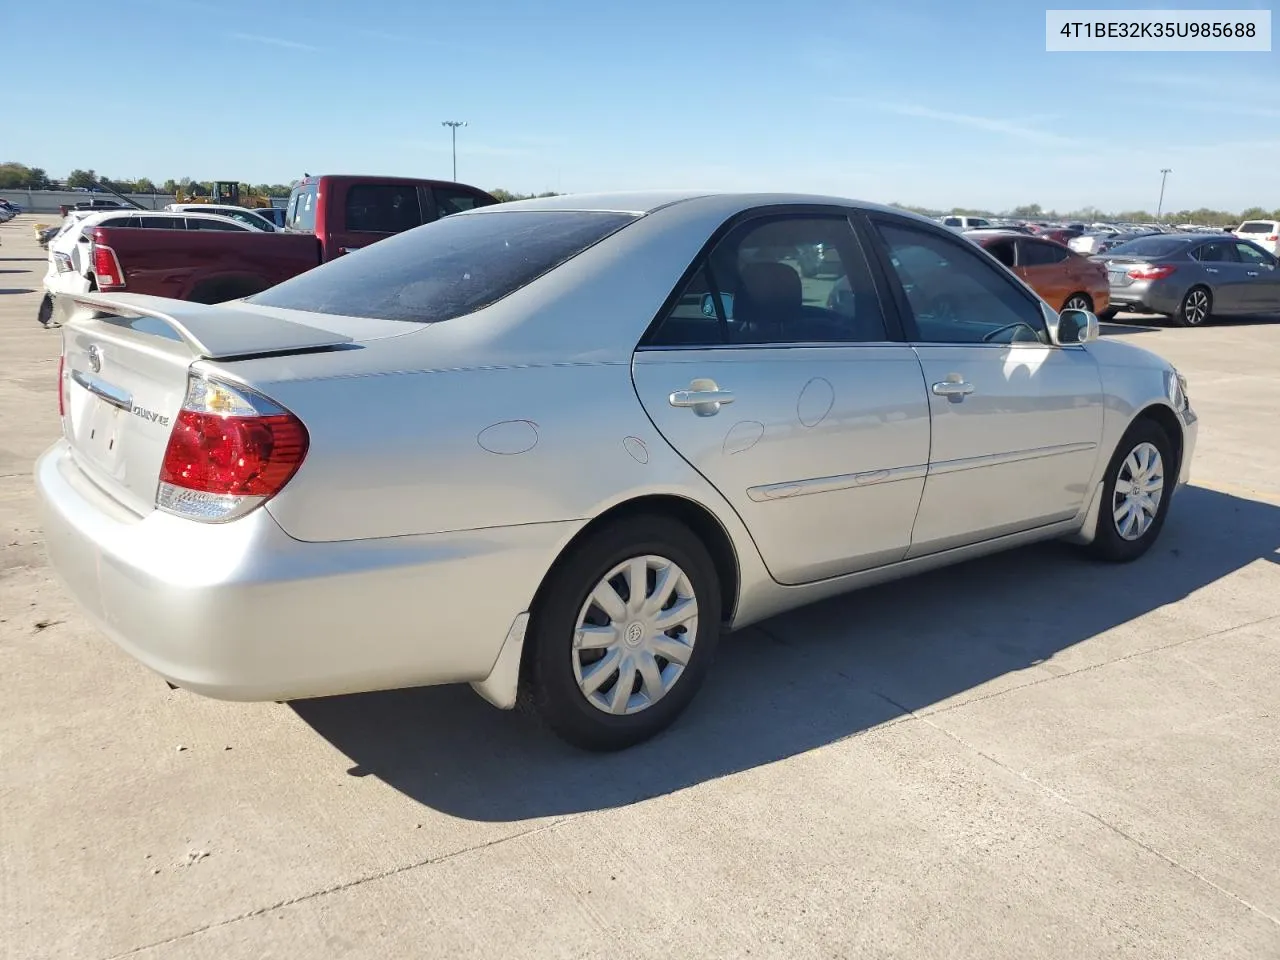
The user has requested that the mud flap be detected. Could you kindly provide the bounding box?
[37,293,56,328]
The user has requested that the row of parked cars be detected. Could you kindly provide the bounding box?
[948,219,1280,328]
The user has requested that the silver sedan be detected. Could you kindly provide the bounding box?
[36,192,1198,750]
[1099,233,1280,326]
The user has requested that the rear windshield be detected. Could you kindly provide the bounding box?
[1237,221,1275,234]
[247,210,636,322]
[1106,236,1190,257]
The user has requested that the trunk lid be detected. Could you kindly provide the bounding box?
[58,292,354,517]
[1097,255,1156,288]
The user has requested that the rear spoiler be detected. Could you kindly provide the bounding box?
[62,292,353,360]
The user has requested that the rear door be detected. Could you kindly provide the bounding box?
[867,216,1104,556]
[326,180,425,258]
[632,209,931,585]
[1014,237,1071,309]
[1190,240,1248,313]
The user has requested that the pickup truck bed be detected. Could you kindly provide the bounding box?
[87,227,322,302]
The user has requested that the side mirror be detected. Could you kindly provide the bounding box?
[1055,308,1099,345]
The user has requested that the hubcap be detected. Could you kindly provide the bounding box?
[1113,441,1164,541]
[1183,290,1209,325]
[1065,296,1089,311]
[572,555,699,715]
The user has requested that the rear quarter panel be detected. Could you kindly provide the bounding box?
[95,228,321,299]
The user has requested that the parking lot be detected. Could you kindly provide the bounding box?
[2,212,1278,958]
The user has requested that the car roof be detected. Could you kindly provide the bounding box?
[458,190,940,225]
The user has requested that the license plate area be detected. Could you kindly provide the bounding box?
[66,373,131,477]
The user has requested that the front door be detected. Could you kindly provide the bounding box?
[867,216,1105,557]
[1191,239,1249,314]
[1234,241,1280,312]
[632,211,931,585]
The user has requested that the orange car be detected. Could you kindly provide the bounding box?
[969,231,1110,315]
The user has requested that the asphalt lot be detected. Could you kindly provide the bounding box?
[1,213,1278,960]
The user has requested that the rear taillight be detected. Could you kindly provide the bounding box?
[1267,235,1278,242]
[1127,264,1177,281]
[53,251,74,273]
[157,376,309,523]
[90,243,125,290]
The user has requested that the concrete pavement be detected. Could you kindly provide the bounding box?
[1,214,1278,959]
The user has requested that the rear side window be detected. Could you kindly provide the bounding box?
[247,210,636,323]
[187,218,245,231]
[344,184,423,233]
[434,187,494,216]
[139,216,185,229]
[1019,240,1068,266]
[288,183,318,232]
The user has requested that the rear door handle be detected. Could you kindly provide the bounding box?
[669,378,735,416]
[931,379,975,402]
[1204,267,1219,274]
[1247,271,1260,277]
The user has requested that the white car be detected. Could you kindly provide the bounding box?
[940,215,990,231]
[164,203,276,232]
[39,210,255,325]
[1233,220,1279,256]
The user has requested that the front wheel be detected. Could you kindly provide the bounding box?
[525,515,722,751]
[1087,420,1175,562]
[1172,286,1211,327]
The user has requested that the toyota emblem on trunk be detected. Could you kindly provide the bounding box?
[87,345,102,373]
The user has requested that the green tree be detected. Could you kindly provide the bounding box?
[1238,207,1269,221]
[161,179,179,194]
[135,177,157,194]
[66,168,99,189]
[1008,203,1043,217]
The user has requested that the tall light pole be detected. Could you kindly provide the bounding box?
[1156,168,1172,222]
[441,120,467,181]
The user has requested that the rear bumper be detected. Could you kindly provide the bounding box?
[36,440,580,701]
[1106,278,1180,314]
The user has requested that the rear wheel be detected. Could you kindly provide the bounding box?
[1087,419,1175,563]
[1062,293,1093,312]
[525,515,721,751]
[1172,286,1211,327]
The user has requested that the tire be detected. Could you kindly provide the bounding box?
[1098,307,1119,322]
[525,514,722,751]
[1062,293,1093,312]
[1087,419,1175,563]
[36,293,54,328]
[1171,286,1211,327]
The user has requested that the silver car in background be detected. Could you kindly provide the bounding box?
[37,192,1197,751]
[1099,233,1280,326]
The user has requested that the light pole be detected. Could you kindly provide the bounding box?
[1156,168,1171,222]
[441,120,467,181]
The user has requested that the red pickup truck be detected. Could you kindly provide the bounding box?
[83,175,498,303]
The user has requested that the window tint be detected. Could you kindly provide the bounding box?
[1107,236,1190,257]
[970,218,989,228]
[187,217,244,231]
[99,216,133,228]
[984,239,1015,267]
[288,183,317,232]
[1192,241,1238,263]
[1235,242,1272,265]
[344,184,423,233]
[649,215,889,347]
[434,187,494,216]
[247,210,634,323]
[1237,221,1275,234]
[943,217,961,227]
[138,216,185,229]
[1019,240,1068,266]
[874,221,1045,345]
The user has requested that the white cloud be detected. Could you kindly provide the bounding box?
[226,32,320,52]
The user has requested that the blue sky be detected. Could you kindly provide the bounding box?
[4,0,1277,212]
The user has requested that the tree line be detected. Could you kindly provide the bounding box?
[0,161,560,204]
[890,201,1280,228]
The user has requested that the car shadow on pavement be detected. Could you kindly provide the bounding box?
[1100,322,1162,336]
[0,288,36,295]
[292,485,1279,823]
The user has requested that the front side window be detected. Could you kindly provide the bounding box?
[344,184,423,233]
[874,221,1045,345]
[248,210,635,322]
[1235,242,1272,265]
[648,215,889,347]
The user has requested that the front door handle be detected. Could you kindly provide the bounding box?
[931,377,975,402]
[1246,270,1260,277]
[669,378,735,417]
[1204,267,1219,274]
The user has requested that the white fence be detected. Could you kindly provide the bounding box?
[1,190,178,214]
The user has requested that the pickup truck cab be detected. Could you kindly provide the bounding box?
[285,175,497,260]
[46,176,498,317]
